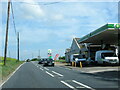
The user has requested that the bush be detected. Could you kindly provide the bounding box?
[59,56,65,60]
[31,58,38,61]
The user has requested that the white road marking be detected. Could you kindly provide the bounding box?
[52,71,63,77]
[46,71,54,77]
[61,81,74,89]
[44,67,49,70]
[40,68,43,71]
[39,65,42,67]
[72,80,95,90]
[65,68,71,70]
[76,86,85,88]
[0,62,25,88]
[88,69,118,73]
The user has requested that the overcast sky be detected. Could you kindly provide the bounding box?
[1,0,118,60]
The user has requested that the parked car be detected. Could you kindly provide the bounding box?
[43,58,54,66]
[95,50,119,65]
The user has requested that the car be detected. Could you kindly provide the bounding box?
[43,58,54,66]
[26,59,30,62]
[38,59,44,64]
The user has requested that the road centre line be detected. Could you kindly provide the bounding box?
[72,80,95,90]
[52,71,63,77]
[61,81,74,89]
[39,65,42,67]
[44,67,49,70]
[46,71,54,77]
[40,68,44,71]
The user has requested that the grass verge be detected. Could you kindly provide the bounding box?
[55,59,66,63]
[0,58,24,83]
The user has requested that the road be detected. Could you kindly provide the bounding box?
[2,61,119,89]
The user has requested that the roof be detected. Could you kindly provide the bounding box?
[74,38,80,43]
[78,23,120,44]
[73,38,81,49]
[65,48,71,53]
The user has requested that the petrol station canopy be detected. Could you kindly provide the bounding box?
[78,23,120,45]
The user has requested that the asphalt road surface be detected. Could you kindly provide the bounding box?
[2,61,119,89]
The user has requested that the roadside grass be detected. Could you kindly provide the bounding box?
[0,56,17,61]
[55,59,66,63]
[0,57,24,81]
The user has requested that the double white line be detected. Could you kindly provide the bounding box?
[61,80,95,90]
[46,71,54,77]
[52,71,63,77]
[61,81,74,89]
[44,67,49,71]
[45,71,63,78]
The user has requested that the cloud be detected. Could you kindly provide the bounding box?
[14,0,45,20]
[53,14,64,20]
[0,27,2,55]
[1,1,118,60]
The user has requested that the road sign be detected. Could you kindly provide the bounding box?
[48,49,52,53]
[115,24,120,29]
[48,49,52,59]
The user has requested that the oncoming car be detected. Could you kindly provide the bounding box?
[43,58,54,66]
[38,59,44,64]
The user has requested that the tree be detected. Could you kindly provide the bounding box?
[59,56,65,60]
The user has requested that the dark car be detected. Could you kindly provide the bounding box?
[43,58,54,66]
[38,59,44,64]
[26,59,30,62]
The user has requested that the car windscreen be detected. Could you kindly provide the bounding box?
[101,52,116,58]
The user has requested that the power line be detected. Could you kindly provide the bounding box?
[11,1,20,61]
[10,1,17,36]
[20,2,61,6]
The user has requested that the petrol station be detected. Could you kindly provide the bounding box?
[78,23,120,56]
[65,23,120,65]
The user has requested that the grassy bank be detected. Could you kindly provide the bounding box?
[55,59,66,63]
[0,57,24,81]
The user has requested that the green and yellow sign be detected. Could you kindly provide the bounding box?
[108,23,120,29]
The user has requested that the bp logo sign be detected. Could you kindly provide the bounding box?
[115,24,120,29]
[48,49,52,59]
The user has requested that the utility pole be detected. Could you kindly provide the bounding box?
[17,32,19,61]
[38,50,40,59]
[4,0,11,65]
[32,53,33,59]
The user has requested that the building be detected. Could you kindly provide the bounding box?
[65,23,119,63]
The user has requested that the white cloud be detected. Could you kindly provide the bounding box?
[17,0,45,20]
[2,1,118,60]
[53,14,64,20]
[0,27,2,56]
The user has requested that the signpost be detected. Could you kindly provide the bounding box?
[48,49,52,59]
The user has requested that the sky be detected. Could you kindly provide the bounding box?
[1,0,119,60]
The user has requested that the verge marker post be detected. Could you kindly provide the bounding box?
[75,62,76,67]
[80,61,82,68]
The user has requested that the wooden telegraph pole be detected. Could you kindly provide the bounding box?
[4,0,11,65]
[17,32,19,61]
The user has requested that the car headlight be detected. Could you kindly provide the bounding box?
[45,61,47,63]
